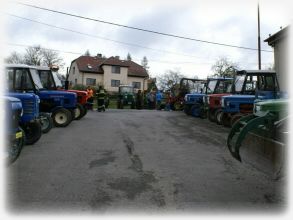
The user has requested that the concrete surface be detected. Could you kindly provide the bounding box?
[6,110,286,214]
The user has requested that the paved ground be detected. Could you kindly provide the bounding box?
[6,109,286,214]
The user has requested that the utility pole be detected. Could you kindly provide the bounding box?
[258,2,261,70]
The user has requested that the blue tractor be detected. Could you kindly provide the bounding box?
[1,96,25,163]
[6,64,77,127]
[184,77,233,118]
[217,70,280,127]
[5,92,42,145]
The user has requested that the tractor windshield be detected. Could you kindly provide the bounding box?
[189,82,205,93]
[206,80,217,94]
[120,86,133,94]
[52,71,63,88]
[234,75,245,92]
[30,68,44,90]
[38,70,55,89]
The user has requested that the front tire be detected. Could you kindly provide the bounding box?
[74,103,85,120]
[7,127,25,164]
[39,112,53,133]
[22,121,42,145]
[52,108,72,127]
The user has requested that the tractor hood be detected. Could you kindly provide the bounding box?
[254,99,289,117]
[185,93,205,103]
[39,90,77,99]
[1,95,22,111]
[66,89,88,96]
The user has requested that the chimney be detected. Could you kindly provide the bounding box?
[115,56,120,60]
[97,53,102,58]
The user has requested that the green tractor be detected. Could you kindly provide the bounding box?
[117,85,136,109]
[227,99,289,162]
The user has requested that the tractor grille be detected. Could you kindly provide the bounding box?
[22,100,35,115]
[11,109,21,130]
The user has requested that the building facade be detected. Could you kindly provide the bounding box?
[68,55,149,93]
[264,26,289,92]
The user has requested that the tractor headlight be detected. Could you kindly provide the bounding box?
[255,105,261,112]
[207,96,210,104]
[226,101,230,107]
[20,108,23,117]
[184,95,188,102]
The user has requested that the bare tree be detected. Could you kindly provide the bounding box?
[23,45,43,66]
[5,51,24,64]
[41,49,65,69]
[157,69,185,91]
[211,57,238,77]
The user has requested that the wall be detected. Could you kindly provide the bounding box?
[274,39,288,92]
[68,62,79,85]
[127,76,148,91]
[102,65,128,92]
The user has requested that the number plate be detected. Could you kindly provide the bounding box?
[16,132,23,139]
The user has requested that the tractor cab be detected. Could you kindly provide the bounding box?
[6,64,77,128]
[117,85,136,109]
[184,77,232,117]
[218,70,280,127]
[37,66,87,120]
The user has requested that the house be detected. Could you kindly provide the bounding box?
[68,54,149,93]
[264,26,289,92]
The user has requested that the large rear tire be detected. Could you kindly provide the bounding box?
[52,108,72,127]
[22,121,42,145]
[221,112,231,127]
[207,109,216,122]
[39,112,53,133]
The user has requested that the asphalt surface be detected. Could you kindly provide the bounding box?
[6,109,286,214]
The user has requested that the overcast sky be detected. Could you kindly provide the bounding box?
[1,0,292,78]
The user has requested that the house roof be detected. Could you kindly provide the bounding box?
[264,26,289,47]
[72,56,148,77]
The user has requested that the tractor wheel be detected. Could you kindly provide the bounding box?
[82,106,88,117]
[39,112,53,133]
[207,109,216,122]
[74,103,85,120]
[52,108,72,127]
[22,121,42,145]
[215,109,223,125]
[231,113,244,127]
[191,104,201,117]
[221,113,231,127]
[7,127,25,164]
[184,105,192,115]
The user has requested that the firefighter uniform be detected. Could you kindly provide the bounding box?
[97,89,106,112]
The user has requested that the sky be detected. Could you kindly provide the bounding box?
[0,0,292,79]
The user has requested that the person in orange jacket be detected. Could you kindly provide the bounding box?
[86,86,94,110]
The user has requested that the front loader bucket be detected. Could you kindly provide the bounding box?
[227,113,269,161]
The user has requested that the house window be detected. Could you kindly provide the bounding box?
[86,78,96,86]
[72,67,75,75]
[132,82,141,89]
[111,79,120,87]
[111,66,120,74]
[75,79,77,84]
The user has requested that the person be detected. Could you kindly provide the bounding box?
[86,86,94,110]
[165,91,171,111]
[136,90,142,110]
[96,87,106,112]
[156,90,163,110]
[148,91,155,109]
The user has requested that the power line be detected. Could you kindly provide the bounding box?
[4,13,210,59]
[13,1,273,53]
[5,42,82,55]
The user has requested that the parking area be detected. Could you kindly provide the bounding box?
[7,110,285,213]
